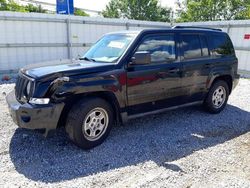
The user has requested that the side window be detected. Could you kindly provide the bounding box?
[210,34,235,56]
[200,35,209,56]
[182,34,202,59]
[136,35,176,64]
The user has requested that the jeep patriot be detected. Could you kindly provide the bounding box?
[6,26,240,149]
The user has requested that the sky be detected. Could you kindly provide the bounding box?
[29,0,178,12]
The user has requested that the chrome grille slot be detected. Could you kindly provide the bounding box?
[15,74,32,103]
[15,76,23,101]
[15,76,20,99]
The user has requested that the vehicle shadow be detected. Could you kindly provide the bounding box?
[9,104,250,183]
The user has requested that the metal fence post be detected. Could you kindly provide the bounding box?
[226,24,231,34]
[66,18,72,59]
[126,22,129,30]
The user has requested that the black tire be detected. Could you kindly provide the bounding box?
[203,80,229,114]
[65,98,114,149]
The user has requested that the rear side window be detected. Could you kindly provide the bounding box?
[182,34,202,59]
[210,34,235,56]
[200,35,209,56]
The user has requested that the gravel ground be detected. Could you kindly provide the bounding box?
[0,79,249,188]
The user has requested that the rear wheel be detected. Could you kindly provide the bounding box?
[65,98,114,149]
[204,80,229,114]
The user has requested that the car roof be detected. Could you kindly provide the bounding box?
[107,26,225,35]
[141,27,224,34]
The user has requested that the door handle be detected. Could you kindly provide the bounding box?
[204,63,211,68]
[158,72,167,78]
[168,68,180,74]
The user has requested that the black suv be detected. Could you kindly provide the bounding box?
[7,26,240,149]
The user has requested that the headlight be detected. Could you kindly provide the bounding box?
[29,98,50,105]
[26,81,31,96]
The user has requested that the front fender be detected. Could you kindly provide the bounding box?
[48,70,127,109]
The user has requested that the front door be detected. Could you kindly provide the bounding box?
[126,33,183,115]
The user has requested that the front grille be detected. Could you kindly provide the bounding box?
[15,73,33,103]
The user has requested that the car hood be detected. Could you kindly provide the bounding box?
[21,59,115,79]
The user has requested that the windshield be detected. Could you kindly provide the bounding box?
[82,33,136,63]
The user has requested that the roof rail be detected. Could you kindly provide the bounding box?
[172,25,222,31]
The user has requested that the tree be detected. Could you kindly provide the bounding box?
[177,0,250,22]
[0,0,26,12]
[74,8,89,16]
[0,0,47,13]
[102,0,172,22]
[25,4,47,13]
[0,0,8,11]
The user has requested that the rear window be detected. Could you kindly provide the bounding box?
[210,34,235,56]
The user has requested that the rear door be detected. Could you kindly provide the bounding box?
[180,33,212,102]
[126,33,183,115]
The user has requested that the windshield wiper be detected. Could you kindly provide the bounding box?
[79,57,96,62]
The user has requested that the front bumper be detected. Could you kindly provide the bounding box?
[6,90,64,131]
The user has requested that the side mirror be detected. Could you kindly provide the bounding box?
[130,51,151,65]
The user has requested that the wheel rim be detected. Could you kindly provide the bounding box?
[212,86,226,108]
[82,107,109,141]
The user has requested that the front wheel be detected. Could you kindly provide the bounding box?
[65,98,114,149]
[203,80,229,114]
